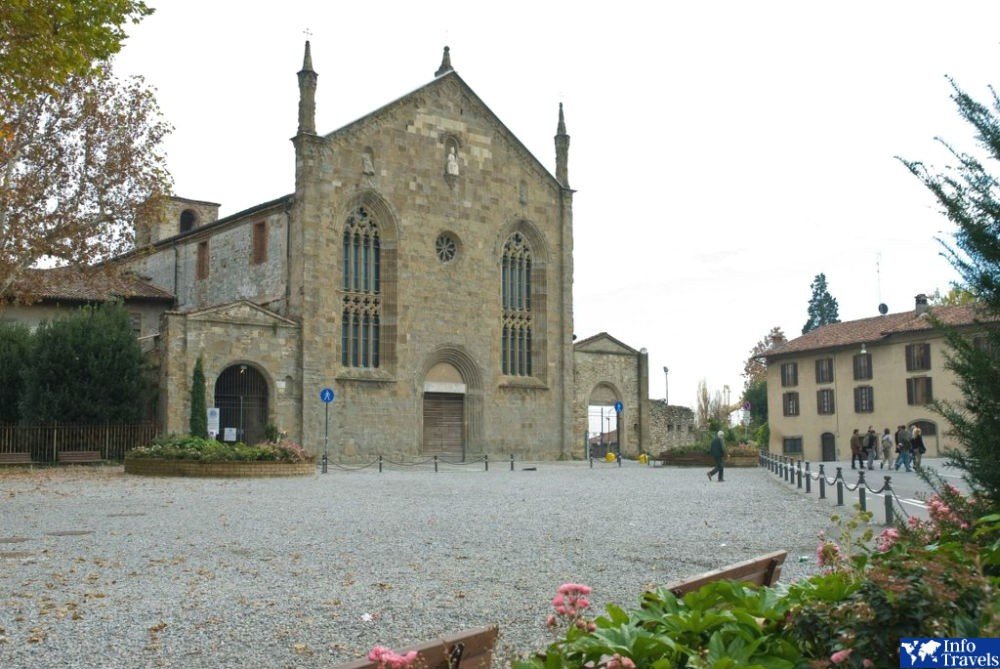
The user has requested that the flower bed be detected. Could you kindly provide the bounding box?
[124,458,314,477]
[125,435,314,477]
[657,452,759,467]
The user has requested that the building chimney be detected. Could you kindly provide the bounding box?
[915,293,929,315]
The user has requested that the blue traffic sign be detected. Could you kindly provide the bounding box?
[614,401,623,414]
[320,388,335,403]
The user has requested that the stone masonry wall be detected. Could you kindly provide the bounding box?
[647,400,697,454]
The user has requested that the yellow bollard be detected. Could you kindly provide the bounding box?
[605,452,616,462]
[638,454,648,465]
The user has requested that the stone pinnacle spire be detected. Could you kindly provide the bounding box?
[435,46,453,77]
[555,102,570,188]
[297,40,318,135]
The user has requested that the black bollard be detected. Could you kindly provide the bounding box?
[805,462,811,494]
[857,470,867,512]
[796,460,803,489]
[883,476,894,525]
[510,453,514,472]
[819,464,826,499]
[434,455,438,473]
[378,454,383,473]
[322,453,328,474]
[484,454,489,471]
[835,467,844,506]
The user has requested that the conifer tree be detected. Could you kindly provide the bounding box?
[902,79,1000,508]
[802,273,840,334]
[189,356,208,438]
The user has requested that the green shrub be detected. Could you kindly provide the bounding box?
[128,434,312,463]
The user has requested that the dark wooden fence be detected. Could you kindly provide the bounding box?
[0,423,160,463]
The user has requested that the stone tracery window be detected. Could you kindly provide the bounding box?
[501,232,532,376]
[341,206,381,368]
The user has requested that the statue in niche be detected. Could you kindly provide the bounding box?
[362,150,375,176]
[446,146,459,176]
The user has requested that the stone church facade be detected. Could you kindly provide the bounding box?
[121,44,651,460]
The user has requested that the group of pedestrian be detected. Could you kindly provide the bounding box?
[850,424,926,471]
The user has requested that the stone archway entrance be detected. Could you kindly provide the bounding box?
[587,383,623,458]
[422,362,466,458]
[214,364,269,445]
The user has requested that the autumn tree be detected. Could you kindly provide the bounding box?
[740,326,784,426]
[802,273,840,334]
[1,62,171,302]
[901,78,1000,508]
[0,0,153,108]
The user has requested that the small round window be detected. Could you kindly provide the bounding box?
[435,233,458,263]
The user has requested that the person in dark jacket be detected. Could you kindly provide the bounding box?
[708,431,725,482]
[849,429,864,470]
[894,425,913,472]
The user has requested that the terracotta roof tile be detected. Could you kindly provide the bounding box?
[765,303,990,359]
[11,268,174,303]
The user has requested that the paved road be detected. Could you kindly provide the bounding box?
[763,457,967,524]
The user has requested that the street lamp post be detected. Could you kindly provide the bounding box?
[663,366,669,405]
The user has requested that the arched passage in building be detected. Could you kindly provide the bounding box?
[214,364,269,445]
[587,382,623,458]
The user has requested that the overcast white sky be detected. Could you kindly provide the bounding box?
[115,0,999,410]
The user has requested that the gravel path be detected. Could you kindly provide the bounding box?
[0,462,834,669]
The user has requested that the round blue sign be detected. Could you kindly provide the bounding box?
[614,401,623,414]
[320,388,335,403]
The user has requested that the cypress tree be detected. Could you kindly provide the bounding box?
[189,356,208,438]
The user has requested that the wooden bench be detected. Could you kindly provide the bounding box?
[57,450,103,465]
[0,452,36,466]
[332,625,498,669]
[662,550,787,598]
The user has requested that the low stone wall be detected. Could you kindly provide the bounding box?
[124,458,315,478]
[659,453,759,468]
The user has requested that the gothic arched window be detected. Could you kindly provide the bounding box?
[501,232,532,376]
[342,207,381,368]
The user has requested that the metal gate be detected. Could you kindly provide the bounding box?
[821,432,836,462]
[214,365,269,445]
[422,392,464,458]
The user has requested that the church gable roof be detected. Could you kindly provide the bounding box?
[574,332,641,355]
[323,67,562,190]
[178,300,298,328]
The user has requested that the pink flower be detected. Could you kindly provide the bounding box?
[607,654,635,669]
[368,646,391,662]
[816,540,842,568]
[830,648,853,664]
[863,660,874,668]
[367,646,418,669]
[875,527,899,552]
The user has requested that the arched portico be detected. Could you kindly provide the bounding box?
[214,363,270,444]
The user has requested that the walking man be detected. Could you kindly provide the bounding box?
[894,425,913,472]
[708,430,725,482]
[850,429,863,470]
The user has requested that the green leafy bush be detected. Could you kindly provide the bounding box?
[128,434,312,463]
[515,485,997,669]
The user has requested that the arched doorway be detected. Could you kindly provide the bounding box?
[587,383,622,458]
[422,362,465,458]
[214,364,269,445]
[821,432,836,462]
